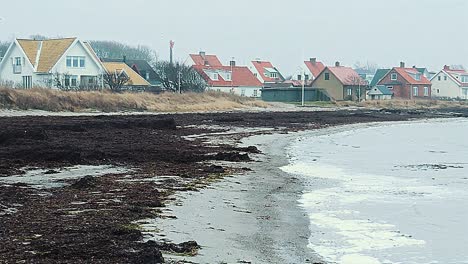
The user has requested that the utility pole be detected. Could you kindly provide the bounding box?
[301,67,305,107]
[178,71,181,94]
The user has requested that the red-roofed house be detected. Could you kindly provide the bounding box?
[311,62,368,101]
[377,62,432,99]
[431,65,468,99]
[292,58,326,85]
[190,52,263,97]
[250,60,285,84]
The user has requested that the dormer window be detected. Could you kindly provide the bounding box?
[226,73,232,81]
[461,76,468,83]
[414,74,421,81]
[391,73,397,81]
[270,72,277,78]
[212,73,218,80]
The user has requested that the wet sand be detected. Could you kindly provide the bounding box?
[143,132,323,263]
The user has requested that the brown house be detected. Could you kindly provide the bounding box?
[377,62,431,99]
[311,62,368,101]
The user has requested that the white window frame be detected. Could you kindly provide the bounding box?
[391,73,397,81]
[424,86,429,96]
[414,74,421,81]
[270,72,277,78]
[461,76,468,83]
[66,56,86,68]
[413,86,418,96]
[226,73,232,81]
[253,89,258,97]
[240,89,245,97]
[347,87,353,96]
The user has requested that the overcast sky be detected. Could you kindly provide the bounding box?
[1,0,467,74]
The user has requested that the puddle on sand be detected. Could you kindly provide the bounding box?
[0,165,130,188]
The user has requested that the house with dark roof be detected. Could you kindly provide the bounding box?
[101,57,161,88]
[367,85,393,100]
[377,62,432,99]
[310,62,368,101]
[250,60,285,84]
[189,52,263,97]
[431,65,468,99]
[370,69,391,87]
[0,37,105,89]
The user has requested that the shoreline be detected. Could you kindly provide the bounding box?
[0,109,464,263]
[147,132,322,263]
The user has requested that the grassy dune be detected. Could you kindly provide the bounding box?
[0,88,269,112]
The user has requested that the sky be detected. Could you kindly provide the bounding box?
[0,0,467,74]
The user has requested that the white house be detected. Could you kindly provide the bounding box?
[431,65,468,99]
[291,58,326,84]
[367,85,393,100]
[190,52,263,98]
[0,37,105,89]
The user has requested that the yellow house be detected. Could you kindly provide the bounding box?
[102,62,150,87]
[311,63,368,101]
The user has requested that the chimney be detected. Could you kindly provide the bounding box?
[310,58,317,64]
[199,51,206,59]
[443,65,450,71]
[412,65,416,68]
[335,61,340,67]
[400,62,405,68]
[123,55,126,63]
[229,60,236,67]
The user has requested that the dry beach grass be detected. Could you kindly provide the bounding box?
[0,87,269,112]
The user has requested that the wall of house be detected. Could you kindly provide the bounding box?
[0,43,35,87]
[51,41,104,87]
[311,69,344,100]
[431,71,462,99]
[207,86,262,98]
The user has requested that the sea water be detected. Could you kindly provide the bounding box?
[282,119,468,264]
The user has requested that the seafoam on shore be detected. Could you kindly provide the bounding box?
[281,119,468,264]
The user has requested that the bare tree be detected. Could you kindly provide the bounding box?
[103,70,130,92]
[153,61,206,93]
[89,41,158,64]
[346,75,368,101]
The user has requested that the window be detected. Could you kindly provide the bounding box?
[212,73,218,80]
[13,57,22,74]
[254,73,257,77]
[444,76,447,81]
[305,74,310,81]
[424,87,429,96]
[66,56,85,68]
[413,86,418,96]
[387,86,394,90]
[414,74,421,81]
[391,73,397,81]
[22,76,32,89]
[438,76,441,81]
[64,75,78,87]
[226,73,232,81]
[347,88,353,96]
[461,76,468,83]
[253,89,258,97]
[297,74,302,81]
[241,89,245,97]
[324,72,330,80]
[270,72,277,78]
[145,72,150,80]
[437,89,440,93]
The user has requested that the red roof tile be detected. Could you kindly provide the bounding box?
[193,65,262,87]
[190,54,223,67]
[251,60,283,83]
[393,68,431,85]
[304,60,325,78]
[328,66,368,86]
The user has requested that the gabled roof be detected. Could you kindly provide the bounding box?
[370,69,390,87]
[392,67,431,85]
[193,65,262,87]
[327,66,368,86]
[441,69,468,86]
[17,38,76,73]
[102,62,151,86]
[251,60,284,83]
[190,53,223,67]
[304,60,325,78]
